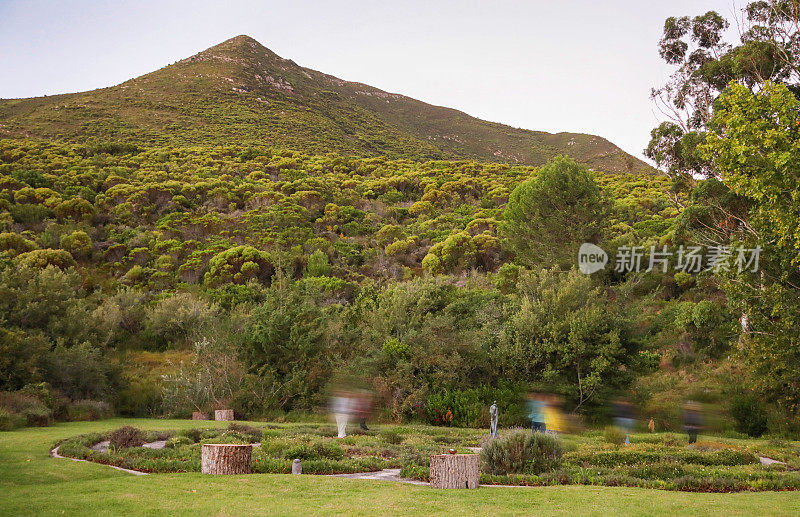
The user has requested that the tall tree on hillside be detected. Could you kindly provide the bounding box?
[500,156,610,270]
[647,1,800,186]
[649,1,800,420]
[703,81,800,413]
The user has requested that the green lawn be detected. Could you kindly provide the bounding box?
[2,419,799,516]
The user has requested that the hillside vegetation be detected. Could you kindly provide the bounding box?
[0,138,748,434]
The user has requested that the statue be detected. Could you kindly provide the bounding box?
[489,401,498,438]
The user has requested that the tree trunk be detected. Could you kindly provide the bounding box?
[201,444,252,475]
[214,409,234,421]
[429,454,479,489]
[192,412,209,420]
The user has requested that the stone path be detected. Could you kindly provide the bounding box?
[50,445,148,476]
[90,440,109,454]
[329,468,427,485]
[88,440,167,454]
[759,456,787,466]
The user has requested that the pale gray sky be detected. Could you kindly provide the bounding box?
[0,0,741,161]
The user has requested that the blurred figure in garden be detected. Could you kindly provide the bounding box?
[489,400,499,437]
[527,393,546,433]
[684,401,704,444]
[355,390,373,431]
[330,390,353,438]
[612,399,635,445]
[543,395,565,434]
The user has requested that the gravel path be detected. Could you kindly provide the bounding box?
[329,468,427,485]
[90,440,109,453]
[759,456,787,466]
[50,445,148,476]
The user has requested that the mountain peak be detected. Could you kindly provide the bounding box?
[0,36,654,173]
[189,34,281,64]
[227,34,260,45]
[208,34,269,54]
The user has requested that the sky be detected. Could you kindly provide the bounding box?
[0,0,743,161]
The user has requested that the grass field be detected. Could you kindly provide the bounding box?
[2,418,800,516]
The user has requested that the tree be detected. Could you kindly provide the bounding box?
[496,269,633,410]
[702,80,800,413]
[305,249,330,277]
[143,292,218,350]
[241,285,332,410]
[704,81,800,267]
[162,337,246,414]
[648,2,800,423]
[647,2,800,184]
[500,156,609,269]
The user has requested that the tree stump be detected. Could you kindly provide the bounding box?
[214,409,234,421]
[429,454,479,489]
[201,444,252,474]
[192,411,209,420]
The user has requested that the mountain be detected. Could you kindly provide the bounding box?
[0,35,653,173]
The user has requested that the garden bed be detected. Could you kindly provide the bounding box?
[53,424,800,492]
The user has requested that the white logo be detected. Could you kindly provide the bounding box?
[578,243,608,274]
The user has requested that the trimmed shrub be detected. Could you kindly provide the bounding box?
[379,429,404,444]
[604,425,626,446]
[109,426,146,449]
[481,430,564,475]
[165,436,194,449]
[314,441,346,460]
[227,422,262,442]
[399,463,429,481]
[178,428,204,443]
[568,449,758,468]
[282,441,345,461]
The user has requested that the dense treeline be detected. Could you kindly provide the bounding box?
[1,139,764,434]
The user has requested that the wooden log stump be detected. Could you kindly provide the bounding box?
[214,409,234,421]
[429,454,479,489]
[201,444,252,475]
[192,411,209,420]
